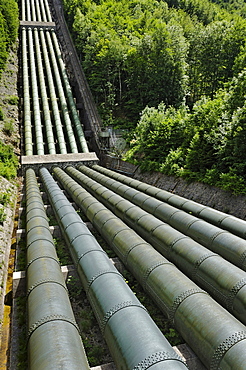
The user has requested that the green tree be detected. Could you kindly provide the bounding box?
[188,18,246,103]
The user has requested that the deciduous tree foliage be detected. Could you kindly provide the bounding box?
[0,0,18,76]
[63,0,246,193]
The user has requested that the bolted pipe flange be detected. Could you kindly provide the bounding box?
[86,270,123,294]
[26,237,54,250]
[227,278,246,310]
[76,249,106,268]
[142,261,173,290]
[169,288,207,322]
[27,314,80,343]
[210,330,246,370]
[238,250,246,270]
[123,241,149,265]
[132,350,185,370]
[26,255,60,270]
[27,279,68,297]
[100,300,147,333]
[192,252,218,279]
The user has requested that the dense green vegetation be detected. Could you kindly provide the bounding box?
[64,0,246,194]
[0,0,18,75]
[0,141,18,179]
[0,0,18,180]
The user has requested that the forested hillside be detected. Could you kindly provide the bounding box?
[63,0,246,194]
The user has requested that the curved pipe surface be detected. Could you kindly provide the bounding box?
[92,165,246,240]
[67,166,246,325]
[82,166,246,271]
[25,168,89,370]
[39,166,187,370]
[22,28,33,155]
[52,166,246,370]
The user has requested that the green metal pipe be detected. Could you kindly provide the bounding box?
[25,0,31,21]
[25,168,90,370]
[66,166,246,325]
[52,166,246,370]
[34,29,56,154]
[78,165,246,271]
[39,30,67,154]
[43,0,53,22]
[92,165,246,240]
[22,0,25,21]
[51,30,89,153]
[22,28,33,155]
[45,30,78,153]
[28,28,45,155]
[30,0,36,21]
[39,166,188,370]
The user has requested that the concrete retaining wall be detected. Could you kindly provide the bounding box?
[101,155,246,221]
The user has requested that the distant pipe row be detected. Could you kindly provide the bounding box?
[22,28,33,155]
[52,166,246,370]
[51,30,89,153]
[93,165,246,240]
[34,29,56,154]
[86,165,246,270]
[66,165,246,325]
[39,29,67,153]
[22,0,89,154]
[80,165,246,270]
[25,168,90,369]
[39,166,187,370]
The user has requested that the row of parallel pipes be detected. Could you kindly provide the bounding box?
[18,0,246,368]
[25,168,90,369]
[39,167,188,370]
[92,165,246,240]
[21,0,89,155]
[51,165,246,370]
[74,165,246,271]
[64,165,246,325]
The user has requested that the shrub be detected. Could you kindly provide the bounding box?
[0,107,4,120]
[3,119,14,135]
[0,141,18,179]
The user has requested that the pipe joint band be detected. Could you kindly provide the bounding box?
[111,227,132,243]
[210,330,246,370]
[26,255,60,270]
[70,232,93,244]
[142,262,173,289]
[86,270,122,293]
[76,249,106,267]
[169,236,187,251]
[238,250,246,269]
[100,300,146,333]
[123,242,149,265]
[227,278,246,310]
[27,279,67,297]
[26,224,51,235]
[26,237,54,250]
[132,350,185,370]
[192,253,218,279]
[209,230,227,245]
[27,314,80,342]
[169,288,206,322]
